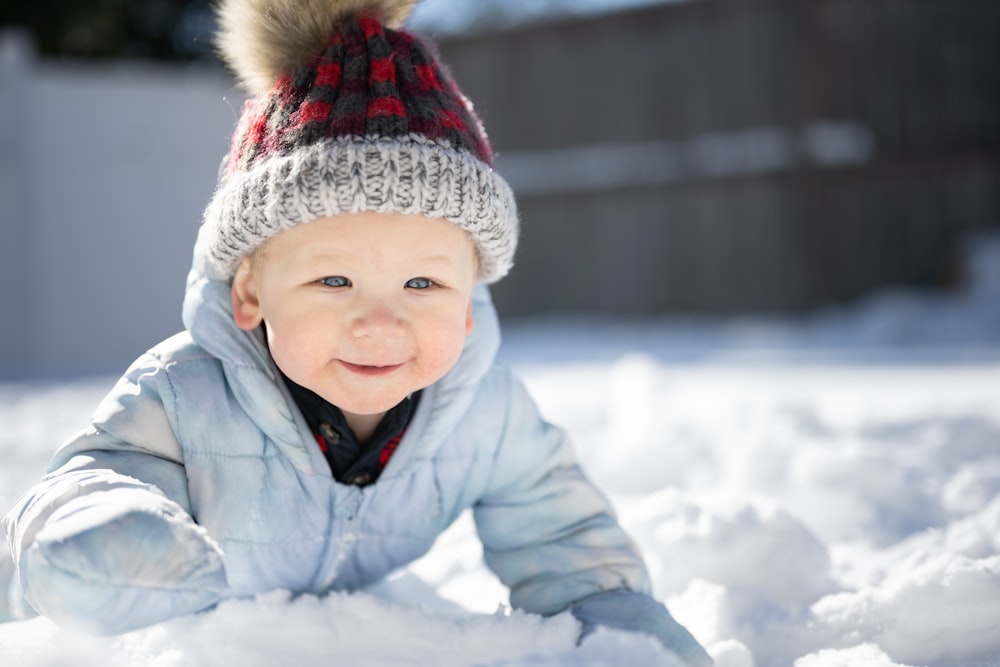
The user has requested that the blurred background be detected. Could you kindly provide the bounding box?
[0,0,997,379]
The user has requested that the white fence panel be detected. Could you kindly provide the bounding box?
[0,31,241,379]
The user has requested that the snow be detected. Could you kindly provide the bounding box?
[2,232,999,666]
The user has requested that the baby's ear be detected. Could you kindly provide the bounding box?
[465,300,475,335]
[231,258,263,331]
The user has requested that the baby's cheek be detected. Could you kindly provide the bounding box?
[421,325,468,379]
[268,328,321,382]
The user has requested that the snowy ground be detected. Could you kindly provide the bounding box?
[1,233,999,667]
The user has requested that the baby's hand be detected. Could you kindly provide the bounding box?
[21,487,227,634]
[570,589,713,667]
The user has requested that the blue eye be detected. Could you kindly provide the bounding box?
[406,277,433,289]
[320,276,351,288]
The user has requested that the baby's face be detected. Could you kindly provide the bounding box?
[231,212,478,419]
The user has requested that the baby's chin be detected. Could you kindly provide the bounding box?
[317,389,414,417]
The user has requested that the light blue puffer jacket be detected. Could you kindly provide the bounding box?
[3,230,651,636]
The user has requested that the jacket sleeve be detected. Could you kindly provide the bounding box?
[570,589,714,667]
[2,353,228,635]
[473,372,651,616]
[473,374,713,666]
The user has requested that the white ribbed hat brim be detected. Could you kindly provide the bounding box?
[201,133,518,283]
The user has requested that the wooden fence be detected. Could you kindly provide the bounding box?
[438,0,1000,315]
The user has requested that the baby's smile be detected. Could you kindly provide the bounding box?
[338,360,406,377]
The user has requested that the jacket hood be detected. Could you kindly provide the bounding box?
[181,223,502,469]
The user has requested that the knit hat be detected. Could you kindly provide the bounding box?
[203,0,518,283]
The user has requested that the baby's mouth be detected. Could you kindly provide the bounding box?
[339,360,406,377]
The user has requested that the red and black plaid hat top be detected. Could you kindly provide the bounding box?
[202,0,518,283]
[225,16,493,176]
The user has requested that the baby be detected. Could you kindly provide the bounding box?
[4,1,710,664]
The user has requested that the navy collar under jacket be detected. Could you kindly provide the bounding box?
[281,372,420,487]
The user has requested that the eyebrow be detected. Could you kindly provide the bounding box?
[417,254,464,265]
[293,251,350,269]
[294,251,465,271]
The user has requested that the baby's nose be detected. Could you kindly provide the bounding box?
[350,304,405,339]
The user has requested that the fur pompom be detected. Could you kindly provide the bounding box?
[216,0,418,94]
